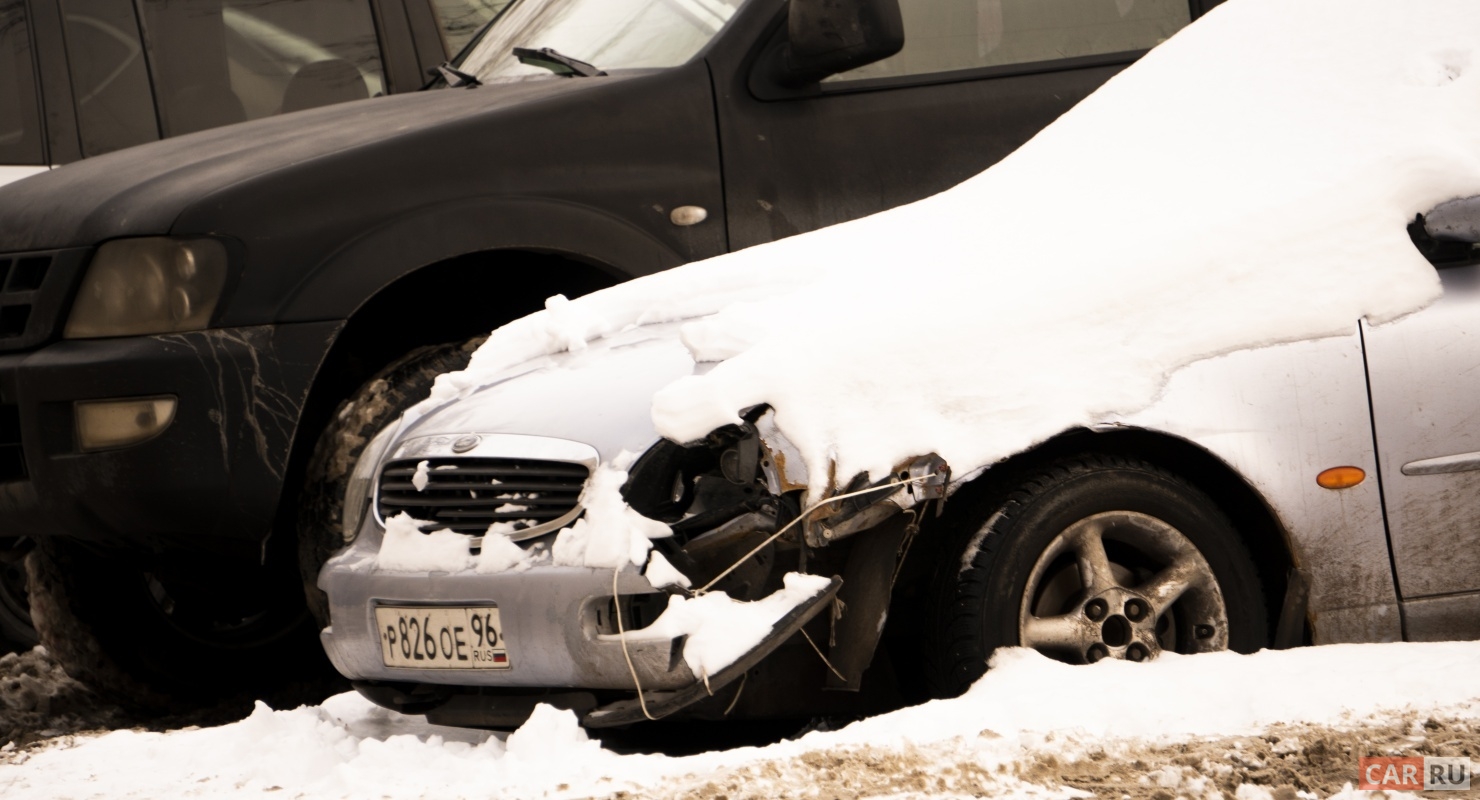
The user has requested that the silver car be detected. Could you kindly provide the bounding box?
[313,199,1480,730]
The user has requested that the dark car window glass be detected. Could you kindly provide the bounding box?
[59,0,160,156]
[461,0,745,83]
[430,0,513,57]
[828,0,1191,83]
[0,0,45,164]
[140,0,387,137]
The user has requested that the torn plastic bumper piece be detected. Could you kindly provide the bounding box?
[581,576,843,728]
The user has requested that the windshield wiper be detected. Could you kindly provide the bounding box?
[512,47,606,78]
[433,62,482,88]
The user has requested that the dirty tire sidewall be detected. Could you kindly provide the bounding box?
[0,537,37,651]
[922,454,1268,699]
[27,537,321,712]
[298,339,483,627]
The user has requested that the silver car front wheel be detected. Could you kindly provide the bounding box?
[922,454,1267,697]
[1019,510,1228,664]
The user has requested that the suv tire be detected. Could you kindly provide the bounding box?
[297,338,484,627]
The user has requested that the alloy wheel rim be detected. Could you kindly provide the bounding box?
[1017,511,1228,664]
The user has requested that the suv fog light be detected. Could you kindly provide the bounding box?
[75,396,177,452]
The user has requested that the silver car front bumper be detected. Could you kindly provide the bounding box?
[318,549,697,691]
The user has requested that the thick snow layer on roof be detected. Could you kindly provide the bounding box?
[424,0,1480,495]
[4,642,1478,799]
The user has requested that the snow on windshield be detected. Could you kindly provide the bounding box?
[429,0,1480,497]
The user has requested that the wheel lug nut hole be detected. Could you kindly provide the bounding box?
[1084,598,1108,621]
[1195,624,1215,639]
[1100,614,1131,647]
[1086,644,1109,663]
[1124,599,1147,622]
[1126,643,1149,662]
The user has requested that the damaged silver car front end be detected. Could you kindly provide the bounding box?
[317,325,948,729]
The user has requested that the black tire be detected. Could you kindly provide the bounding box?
[26,535,327,712]
[0,537,38,652]
[922,454,1267,698]
[298,339,483,627]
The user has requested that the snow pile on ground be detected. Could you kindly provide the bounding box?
[601,572,833,679]
[415,0,1480,499]
[3,642,1478,799]
[0,648,125,747]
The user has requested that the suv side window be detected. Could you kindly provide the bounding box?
[0,0,45,164]
[59,0,160,156]
[828,0,1191,83]
[429,0,512,56]
[139,0,388,137]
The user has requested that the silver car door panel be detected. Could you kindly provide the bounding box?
[1363,263,1480,601]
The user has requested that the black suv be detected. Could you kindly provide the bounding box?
[0,0,1219,706]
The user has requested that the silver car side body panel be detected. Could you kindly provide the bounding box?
[1110,328,1403,644]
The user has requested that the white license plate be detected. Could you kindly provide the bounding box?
[375,605,510,670]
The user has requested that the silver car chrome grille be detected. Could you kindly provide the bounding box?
[377,457,589,539]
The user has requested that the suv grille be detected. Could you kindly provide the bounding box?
[0,249,87,352]
[377,457,589,539]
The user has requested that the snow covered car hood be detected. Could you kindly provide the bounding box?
[393,321,700,467]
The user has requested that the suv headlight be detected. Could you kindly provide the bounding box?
[64,238,229,339]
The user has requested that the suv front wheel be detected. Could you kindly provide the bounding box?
[26,536,329,711]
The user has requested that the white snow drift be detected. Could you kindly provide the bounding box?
[4,641,1479,799]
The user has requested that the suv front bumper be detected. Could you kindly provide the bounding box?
[0,321,341,555]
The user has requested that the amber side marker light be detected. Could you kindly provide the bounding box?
[1317,466,1365,489]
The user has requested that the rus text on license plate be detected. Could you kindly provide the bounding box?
[375,606,510,669]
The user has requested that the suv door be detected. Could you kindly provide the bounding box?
[712,0,1213,250]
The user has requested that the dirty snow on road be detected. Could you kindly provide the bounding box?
[3,642,1478,799]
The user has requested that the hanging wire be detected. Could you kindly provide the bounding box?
[613,567,658,721]
[695,473,940,595]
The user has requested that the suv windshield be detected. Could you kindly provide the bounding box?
[458,0,745,82]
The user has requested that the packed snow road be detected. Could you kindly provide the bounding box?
[2,641,1477,799]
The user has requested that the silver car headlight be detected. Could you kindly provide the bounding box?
[343,423,399,544]
[64,238,229,339]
